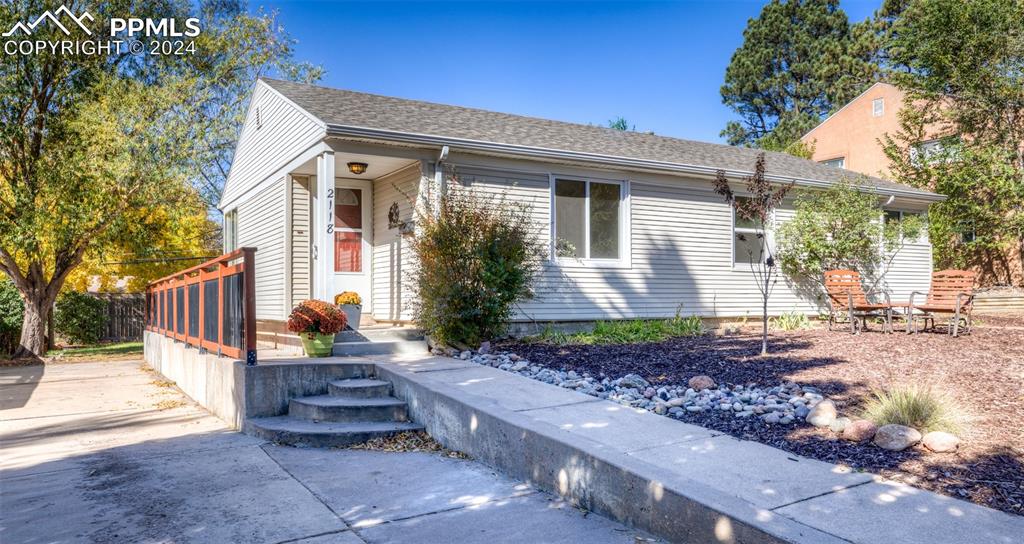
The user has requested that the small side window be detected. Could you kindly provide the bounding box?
[820,157,845,169]
[224,209,238,253]
[872,98,884,117]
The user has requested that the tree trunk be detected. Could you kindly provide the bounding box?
[761,296,769,356]
[13,296,50,360]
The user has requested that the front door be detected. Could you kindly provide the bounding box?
[333,179,372,318]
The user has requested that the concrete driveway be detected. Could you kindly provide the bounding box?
[0,360,655,544]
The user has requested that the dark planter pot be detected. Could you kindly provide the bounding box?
[340,304,362,330]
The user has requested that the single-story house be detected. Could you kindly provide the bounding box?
[219,78,944,347]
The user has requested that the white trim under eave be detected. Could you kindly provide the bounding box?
[219,140,333,211]
[324,123,946,202]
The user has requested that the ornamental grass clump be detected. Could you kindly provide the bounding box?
[410,186,543,347]
[771,310,812,331]
[287,300,348,336]
[862,385,965,435]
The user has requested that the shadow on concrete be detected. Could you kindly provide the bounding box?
[0,363,44,410]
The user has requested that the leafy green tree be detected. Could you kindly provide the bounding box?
[607,117,634,131]
[776,183,924,290]
[0,1,319,358]
[878,0,1024,284]
[721,0,876,152]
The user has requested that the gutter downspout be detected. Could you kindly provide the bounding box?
[435,145,450,201]
[432,145,448,216]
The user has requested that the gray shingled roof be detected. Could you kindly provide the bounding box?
[261,78,939,198]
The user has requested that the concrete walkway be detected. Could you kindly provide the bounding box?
[370,353,1024,544]
[0,360,656,543]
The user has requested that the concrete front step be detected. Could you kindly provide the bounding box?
[328,378,392,398]
[289,394,409,423]
[332,339,428,357]
[335,328,425,343]
[247,416,424,448]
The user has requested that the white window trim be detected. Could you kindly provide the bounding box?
[223,209,238,253]
[730,198,775,270]
[549,174,631,269]
[872,98,884,117]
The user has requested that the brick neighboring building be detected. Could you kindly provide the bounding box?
[802,81,1023,287]
[801,82,948,178]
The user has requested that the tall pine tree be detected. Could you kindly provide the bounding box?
[721,0,876,152]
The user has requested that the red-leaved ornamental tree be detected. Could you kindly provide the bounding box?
[713,153,794,355]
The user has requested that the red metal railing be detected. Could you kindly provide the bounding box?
[145,248,257,365]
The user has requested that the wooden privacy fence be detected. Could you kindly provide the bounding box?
[145,248,257,365]
[89,293,145,342]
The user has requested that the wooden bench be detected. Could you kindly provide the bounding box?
[824,270,893,334]
[908,269,977,337]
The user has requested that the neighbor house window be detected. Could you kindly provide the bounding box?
[910,138,957,166]
[960,223,976,244]
[553,178,625,261]
[872,98,884,117]
[733,197,768,264]
[223,209,238,253]
[820,157,845,169]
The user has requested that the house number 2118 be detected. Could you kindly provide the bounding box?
[326,188,334,234]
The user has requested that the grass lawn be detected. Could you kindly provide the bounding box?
[48,341,143,360]
[504,313,1024,516]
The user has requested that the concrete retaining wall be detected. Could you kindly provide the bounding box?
[144,331,247,428]
[376,363,835,544]
[143,332,372,430]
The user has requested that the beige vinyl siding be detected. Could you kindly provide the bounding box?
[220,82,324,209]
[881,235,933,303]
[371,164,421,321]
[456,164,829,320]
[290,175,311,307]
[237,178,286,320]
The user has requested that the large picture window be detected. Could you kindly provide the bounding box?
[553,178,624,261]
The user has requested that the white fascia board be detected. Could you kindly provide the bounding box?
[324,123,946,202]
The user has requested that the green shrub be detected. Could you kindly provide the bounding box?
[776,183,924,288]
[862,385,965,434]
[528,314,704,345]
[0,279,23,356]
[771,310,812,331]
[410,187,543,347]
[670,314,705,337]
[54,291,107,346]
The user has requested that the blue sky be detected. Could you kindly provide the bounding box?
[263,1,878,143]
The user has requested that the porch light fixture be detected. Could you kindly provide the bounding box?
[347,162,368,175]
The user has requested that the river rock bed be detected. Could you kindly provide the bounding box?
[446,348,825,425]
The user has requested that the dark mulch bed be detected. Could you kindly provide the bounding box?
[501,314,1024,516]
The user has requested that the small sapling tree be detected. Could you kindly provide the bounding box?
[713,153,793,355]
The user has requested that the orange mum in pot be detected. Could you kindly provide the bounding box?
[287,300,348,336]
